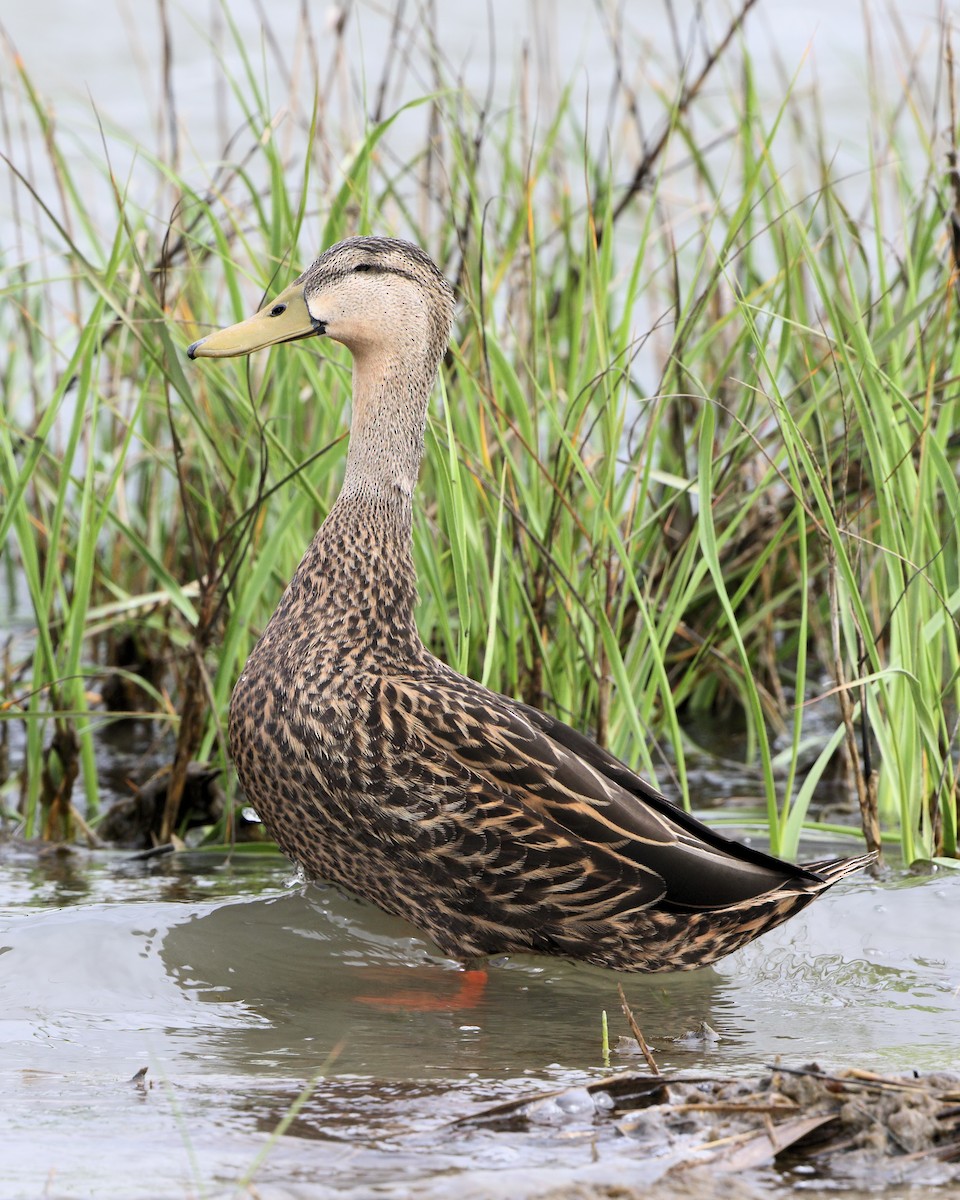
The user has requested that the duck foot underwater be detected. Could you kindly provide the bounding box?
[353,966,490,1012]
[188,235,875,974]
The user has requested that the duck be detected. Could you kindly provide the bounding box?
[188,235,875,973]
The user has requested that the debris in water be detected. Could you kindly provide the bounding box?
[453,1063,960,1186]
[99,762,223,848]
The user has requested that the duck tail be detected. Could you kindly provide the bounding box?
[799,850,878,888]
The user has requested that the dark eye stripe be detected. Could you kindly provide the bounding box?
[350,263,419,283]
[324,262,420,286]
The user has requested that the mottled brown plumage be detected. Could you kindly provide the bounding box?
[188,236,875,972]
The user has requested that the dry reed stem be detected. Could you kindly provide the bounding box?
[618,983,662,1078]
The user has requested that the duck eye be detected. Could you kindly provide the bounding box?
[270,303,287,317]
[353,263,372,273]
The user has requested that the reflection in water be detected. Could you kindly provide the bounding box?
[159,885,727,1079]
[158,873,958,1080]
[1,853,957,1198]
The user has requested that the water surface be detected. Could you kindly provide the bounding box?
[1,847,956,1198]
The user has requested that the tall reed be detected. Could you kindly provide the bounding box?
[1,4,956,863]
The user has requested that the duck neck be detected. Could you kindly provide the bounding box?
[339,346,433,511]
[288,346,437,651]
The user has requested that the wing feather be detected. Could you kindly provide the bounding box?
[383,663,819,913]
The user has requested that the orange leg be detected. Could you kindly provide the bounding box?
[354,967,488,1011]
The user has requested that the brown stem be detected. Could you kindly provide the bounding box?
[595,549,615,749]
[159,580,218,844]
[827,549,882,857]
[41,721,79,842]
[618,983,662,1078]
[602,0,762,238]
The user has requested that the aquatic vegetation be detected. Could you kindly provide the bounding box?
[0,4,957,866]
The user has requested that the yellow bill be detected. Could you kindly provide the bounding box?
[187,281,321,359]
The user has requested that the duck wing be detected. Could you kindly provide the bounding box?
[380,665,820,918]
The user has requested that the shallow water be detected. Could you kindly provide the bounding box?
[1,5,956,1193]
[1,845,957,1198]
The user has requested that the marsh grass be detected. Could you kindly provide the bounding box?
[0,3,957,863]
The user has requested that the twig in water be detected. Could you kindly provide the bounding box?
[618,983,661,1077]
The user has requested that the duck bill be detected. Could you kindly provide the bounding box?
[187,283,321,359]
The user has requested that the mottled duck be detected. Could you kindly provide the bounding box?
[188,236,874,973]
